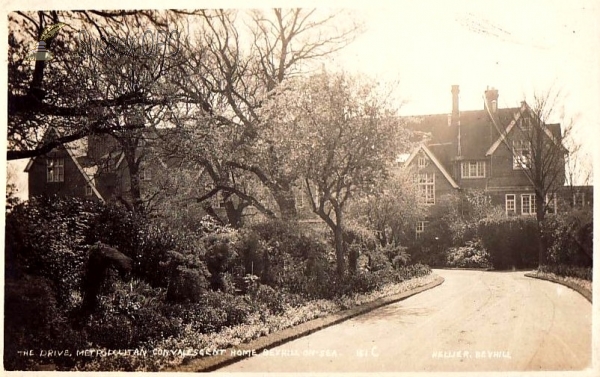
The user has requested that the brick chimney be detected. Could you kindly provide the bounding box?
[484,87,499,113]
[451,85,462,157]
[451,85,460,126]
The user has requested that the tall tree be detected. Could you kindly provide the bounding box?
[7,10,198,160]
[493,89,570,265]
[262,71,408,276]
[172,9,361,219]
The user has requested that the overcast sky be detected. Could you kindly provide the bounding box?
[4,0,599,198]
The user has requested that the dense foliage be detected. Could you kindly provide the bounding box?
[4,196,432,371]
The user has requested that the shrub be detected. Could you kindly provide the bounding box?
[541,209,593,267]
[538,264,592,281]
[477,216,538,269]
[5,196,104,310]
[4,275,86,371]
[446,239,491,268]
[85,279,178,350]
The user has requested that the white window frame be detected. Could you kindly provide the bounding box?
[47,158,65,182]
[418,173,435,205]
[513,140,531,170]
[140,167,152,181]
[416,221,428,239]
[417,155,428,169]
[521,194,536,215]
[505,194,516,215]
[520,117,532,132]
[461,161,486,178]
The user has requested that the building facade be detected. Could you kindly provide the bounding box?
[402,86,591,237]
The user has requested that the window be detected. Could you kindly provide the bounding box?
[85,184,93,196]
[546,194,557,214]
[47,158,65,182]
[491,100,497,112]
[520,117,532,132]
[416,221,428,239]
[140,168,152,181]
[521,194,536,215]
[295,188,304,208]
[505,194,516,215]
[418,173,435,205]
[461,161,486,178]
[513,140,531,169]
[417,155,428,169]
[573,192,585,208]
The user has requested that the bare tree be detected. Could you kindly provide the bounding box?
[173,9,362,220]
[492,89,571,265]
[7,10,198,160]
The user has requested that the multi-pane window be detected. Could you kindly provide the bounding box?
[520,117,532,132]
[573,192,585,208]
[415,221,428,239]
[418,173,435,205]
[513,140,531,169]
[521,194,536,215]
[417,155,428,169]
[85,184,93,196]
[461,161,486,178]
[505,194,516,215]
[140,167,152,181]
[47,158,65,182]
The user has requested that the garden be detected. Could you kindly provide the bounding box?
[4,196,433,371]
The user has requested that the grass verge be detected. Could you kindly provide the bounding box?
[524,271,592,303]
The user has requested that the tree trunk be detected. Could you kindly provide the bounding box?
[122,146,144,215]
[273,189,297,220]
[535,194,546,267]
[224,201,243,228]
[334,225,346,277]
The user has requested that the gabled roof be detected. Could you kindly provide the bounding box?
[485,101,564,156]
[403,108,519,159]
[24,128,105,202]
[404,144,459,189]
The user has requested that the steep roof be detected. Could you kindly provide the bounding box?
[404,144,459,189]
[24,128,105,202]
[403,108,519,160]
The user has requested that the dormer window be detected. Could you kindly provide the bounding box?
[47,158,65,182]
[461,161,485,178]
[513,140,531,169]
[520,117,532,132]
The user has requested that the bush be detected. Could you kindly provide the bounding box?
[477,216,539,269]
[541,209,593,267]
[5,196,105,310]
[538,264,593,281]
[4,275,86,370]
[446,239,491,268]
[84,279,178,350]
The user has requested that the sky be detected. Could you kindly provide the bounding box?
[3,0,599,200]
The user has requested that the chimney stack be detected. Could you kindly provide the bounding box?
[451,85,460,126]
[484,87,499,113]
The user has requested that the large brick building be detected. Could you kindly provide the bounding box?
[402,86,591,237]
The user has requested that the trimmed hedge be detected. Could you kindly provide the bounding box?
[477,216,539,269]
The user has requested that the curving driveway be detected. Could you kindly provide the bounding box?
[220,269,592,372]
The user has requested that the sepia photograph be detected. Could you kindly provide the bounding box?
[3,0,598,374]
